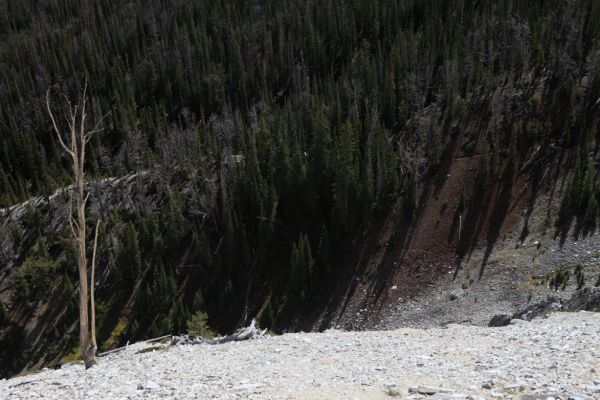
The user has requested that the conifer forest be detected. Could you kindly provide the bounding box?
[1,0,600,377]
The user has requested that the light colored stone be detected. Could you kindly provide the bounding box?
[0,312,597,400]
[383,383,402,397]
[120,384,138,396]
[144,380,159,389]
[413,385,453,395]
[509,318,528,325]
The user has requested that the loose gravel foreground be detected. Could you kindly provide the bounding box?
[1,312,599,400]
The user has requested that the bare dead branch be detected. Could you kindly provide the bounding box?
[84,112,111,143]
[68,201,78,240]
[67,105,76,140]
[46,88,75,158]
[80,80,87,145]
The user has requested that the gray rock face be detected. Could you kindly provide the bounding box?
[564,287,600,312]
[511,297,561,321]
[488,287,600,327]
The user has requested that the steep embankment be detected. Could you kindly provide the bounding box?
[315,76,600,331]
[0,168,219,377]
[319,89,556,329]
[321,170,600,331]
[2,0,600,379]
[1,312,599,400]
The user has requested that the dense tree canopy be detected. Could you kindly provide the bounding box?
[1,0,600,377]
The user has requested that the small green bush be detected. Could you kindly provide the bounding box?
[0,300,9,326]
[259,296,278,330]
[12,256,56,303]
[548,267,570,291]
[186,311,215,338]
[574,264,585,290]
[528,96,539,112]
[461,128,476,154]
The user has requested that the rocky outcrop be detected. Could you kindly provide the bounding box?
[511,297,563,321]
[488,287,600,327]
[564,287,600,312]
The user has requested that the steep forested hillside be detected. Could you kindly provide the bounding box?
[1,0,600,377]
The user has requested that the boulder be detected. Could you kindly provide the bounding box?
[488,314,511,327]
[489,287,599,328]
[564,287,600,312]
[511,297,561,321]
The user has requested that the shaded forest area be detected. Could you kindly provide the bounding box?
[1,0,600,376]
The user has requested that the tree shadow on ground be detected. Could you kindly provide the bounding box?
[450,181,512,281]
[314,182,431,331]
[365,179,436,311]
[451,185,487,277]
[312,214,390,330]
[476,187,512,279]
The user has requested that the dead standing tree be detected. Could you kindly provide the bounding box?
[46,82,107,368]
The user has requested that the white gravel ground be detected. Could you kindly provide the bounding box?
[1,312,599,400]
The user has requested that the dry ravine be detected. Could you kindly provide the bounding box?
[1,312,599,400]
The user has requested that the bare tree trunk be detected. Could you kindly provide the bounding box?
[90,220,100,355]
[77,153,95,368]
[47,81,107,369]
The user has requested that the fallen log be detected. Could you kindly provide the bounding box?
[171,319,267,346]
[98,334,171,357]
